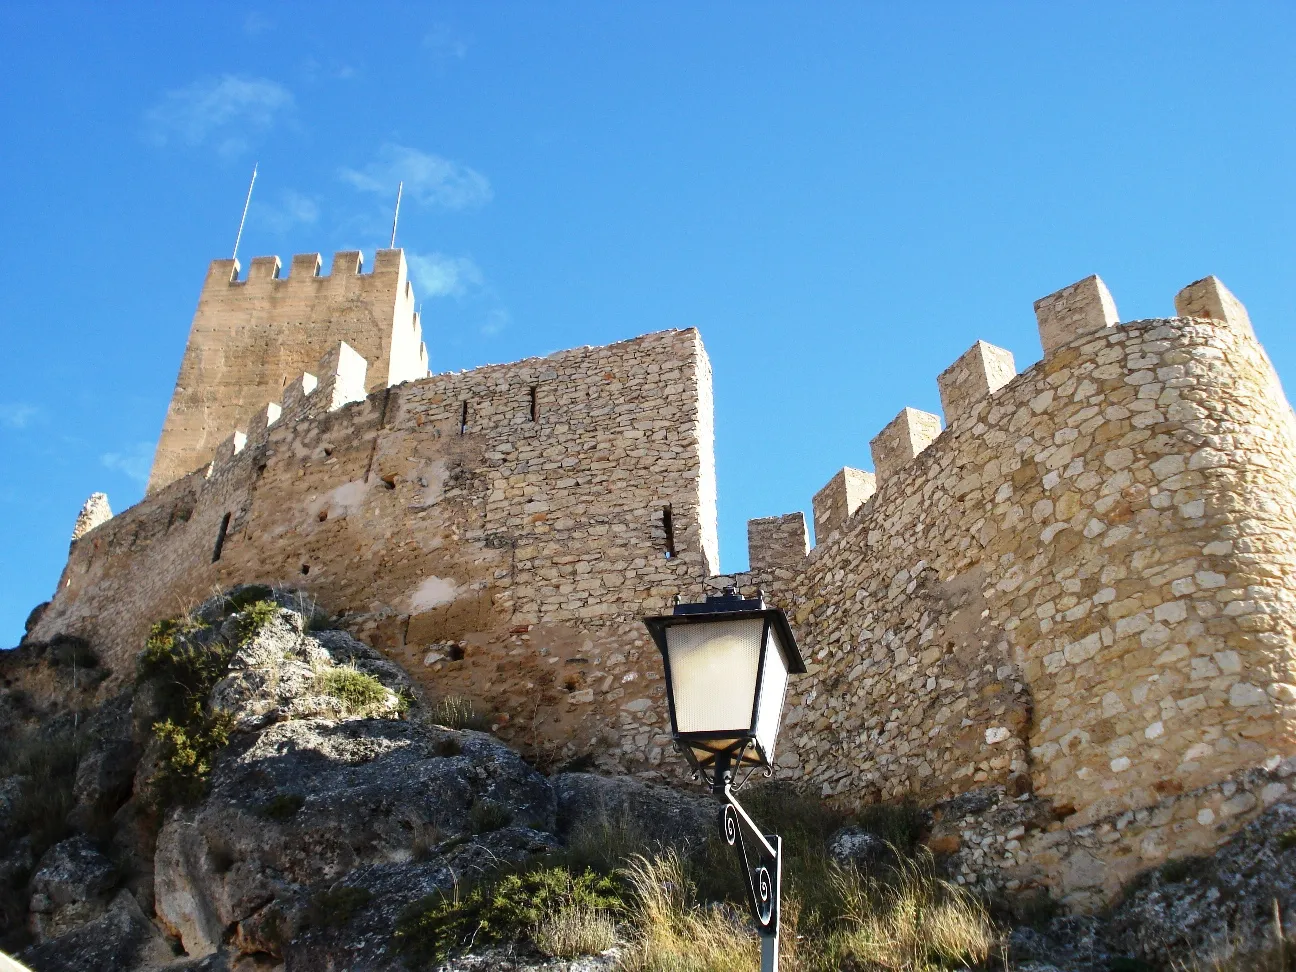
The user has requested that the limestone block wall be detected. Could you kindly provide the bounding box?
[33,329,715,771]
[147,248,428,494]
[731,277,1295,901]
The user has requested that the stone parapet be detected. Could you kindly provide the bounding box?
[748,513,810,571]
[1034,274,1119,354]
[870,407,942,482]
[937,340,1016,423]
[812,468,875,544]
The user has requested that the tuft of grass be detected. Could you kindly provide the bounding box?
[823,850,996,971]
[261,793,305,821]
[394,865,625,964]
[469,800,514,835]
[314,665,392,717]
[534,904,618,958]
[1278,828,1296,853]
[557,814,654,877]
[225,585,274,612]
[619,850,756,972]
[0,727,87,856]
[429,696,492,732]
[853,800,925,849]
[308,885,373,926]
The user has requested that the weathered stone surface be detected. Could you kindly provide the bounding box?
[553,772,715,847]
[811,467,875,545]
[154,717,555,958]
[937,340,1016,424]
[747,513,809,571]
[21,890,169,972]
[1034,275,1119,353]
[70,494,112,543]
[27,837,118,942]
[869,406,942,482]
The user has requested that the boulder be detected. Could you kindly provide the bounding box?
[27,836,118,942]
[552,772,715,848]
[155,718,555,959]
[21,889,171,972]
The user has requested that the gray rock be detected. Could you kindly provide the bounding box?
[155,717,555,960]
[433,945,619,971]
[1103,799,1296,963]
[553,772,715,849]
[27,836,118,942]
[21,890,170,972]
[827,826,892,868]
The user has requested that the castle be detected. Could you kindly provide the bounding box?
[27,248,1296,909]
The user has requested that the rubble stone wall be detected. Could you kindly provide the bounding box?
[719,292,1296,904]
[31,329,716,771]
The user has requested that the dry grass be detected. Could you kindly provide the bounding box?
[825,850,995,971]
[618,850,759,972]
[534,904,618,958]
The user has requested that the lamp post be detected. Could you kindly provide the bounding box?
[643,587,806,972]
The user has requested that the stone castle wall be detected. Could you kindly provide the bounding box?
[27,256,1296,907]
[147,249,428,494]
[32,328,715,771]
[724,276,1296,904]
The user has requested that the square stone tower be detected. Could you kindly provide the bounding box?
[147,248,428,493]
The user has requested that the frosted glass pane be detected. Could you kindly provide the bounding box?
[667,618,765,734]
[754,627,790,758]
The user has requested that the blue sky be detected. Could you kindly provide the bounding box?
[1,3,1293,645]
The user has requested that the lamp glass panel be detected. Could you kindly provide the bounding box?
[753,624,791,759]
[665,617,765,734]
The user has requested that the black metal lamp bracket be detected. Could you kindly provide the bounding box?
[715,772,781,936]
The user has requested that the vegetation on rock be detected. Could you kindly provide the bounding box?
[394,865,626,964]
[314,665,391,717]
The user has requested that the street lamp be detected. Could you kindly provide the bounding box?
[643,587,806,972]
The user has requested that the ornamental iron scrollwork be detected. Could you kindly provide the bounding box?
[718,782,781,935]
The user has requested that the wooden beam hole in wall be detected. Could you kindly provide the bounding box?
[212,513,232,563]
[662,505,677,559]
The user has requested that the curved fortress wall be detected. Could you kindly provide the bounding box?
[33,327,717,771]
[29,255,1296,905]
[147,249,429,495]
[726,276,1296,903]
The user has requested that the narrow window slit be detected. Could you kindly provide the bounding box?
[529,385,539,422]
[662,505,677,559]
[212,513,232,563]
[459,401,469,435]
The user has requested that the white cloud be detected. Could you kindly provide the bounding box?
[244,12,272,36]
[407,252,484,299]
[258,190,319,234]
[341,145,491,210]
[144,75,294,156]
[423,24,469,62]
[0,404,37,429]
[101,443,154,484]
[481,307,510,337]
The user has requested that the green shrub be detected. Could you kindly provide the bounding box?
[1160,857,1207,884]
[315,666,391,716]
[853,800,925,848]
[394,865,625,964]
[469,800,514,835]
[429,696,491,731]
[136,614,236,810]
[234,600,279,646]
[0,727,87,858]
[47,635,98,669]
[225,585,274,612]
[533,905,617,958]
[308,886,373,926]
[1278,827,1296,852]
[261,793,305,821]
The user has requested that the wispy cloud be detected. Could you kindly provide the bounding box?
[144,75,294,157]
[407,252,484,299]
[423,24,469,62]
[481,308,510,337]
[0,404,37,429]
[244,12,272,36]
[258,190,319,234]
[101,443,154,484]
[341,145,491,210]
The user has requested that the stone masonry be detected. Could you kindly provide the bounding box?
[28,252,1296,908]
[147,249,428,494]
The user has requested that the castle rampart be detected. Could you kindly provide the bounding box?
[721,275,1296,904]
[34,328,717,771]
[29,257,1296,908]
[146,247,429,495]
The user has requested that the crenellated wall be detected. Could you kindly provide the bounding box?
[29,254,1296,908]
[34,328,716,772]
[147,248,428,495]
[729,275,1296,905]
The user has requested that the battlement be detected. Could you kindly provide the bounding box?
[149,246,427,495]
